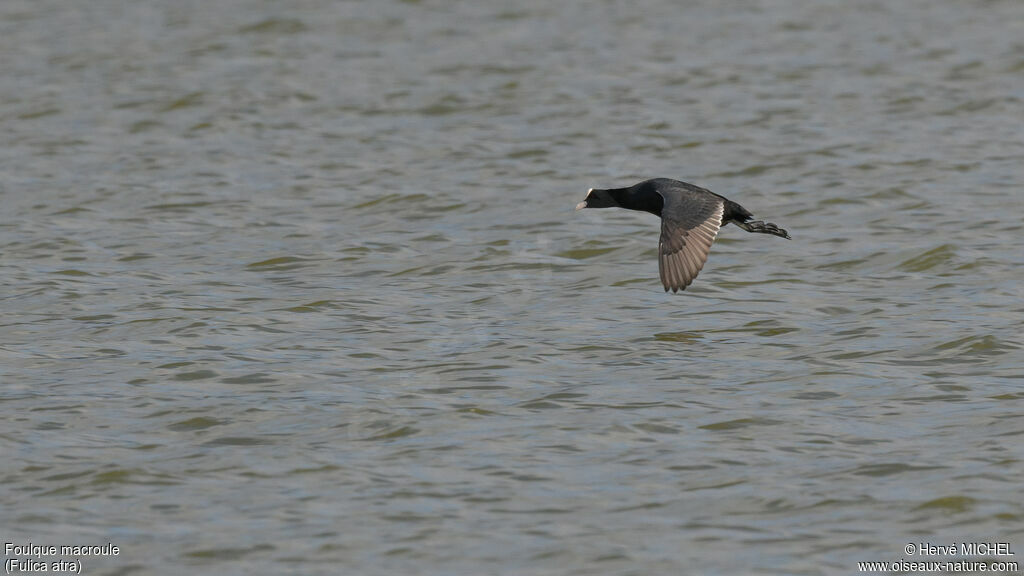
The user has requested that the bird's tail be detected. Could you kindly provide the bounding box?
[735,219,791,239]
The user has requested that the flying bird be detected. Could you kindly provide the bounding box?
[575,178,790,292]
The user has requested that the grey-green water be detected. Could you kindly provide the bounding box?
[2,1,1023,574]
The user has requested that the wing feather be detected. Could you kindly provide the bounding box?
[658,197,724,292]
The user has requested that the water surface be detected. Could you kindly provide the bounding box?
[2,0,1023,574]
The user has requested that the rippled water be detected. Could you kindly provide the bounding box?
[3,0,1023,574]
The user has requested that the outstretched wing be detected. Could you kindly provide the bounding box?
[658,187,724,292]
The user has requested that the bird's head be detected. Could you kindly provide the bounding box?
[575,188,618,210]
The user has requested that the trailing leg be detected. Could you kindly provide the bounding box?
[735,219,791,239]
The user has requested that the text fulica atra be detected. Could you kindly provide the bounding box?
[575,178,790,293]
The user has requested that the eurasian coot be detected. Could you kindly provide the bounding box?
[575,178,789,292]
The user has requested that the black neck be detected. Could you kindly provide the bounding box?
[610,184,663,216]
